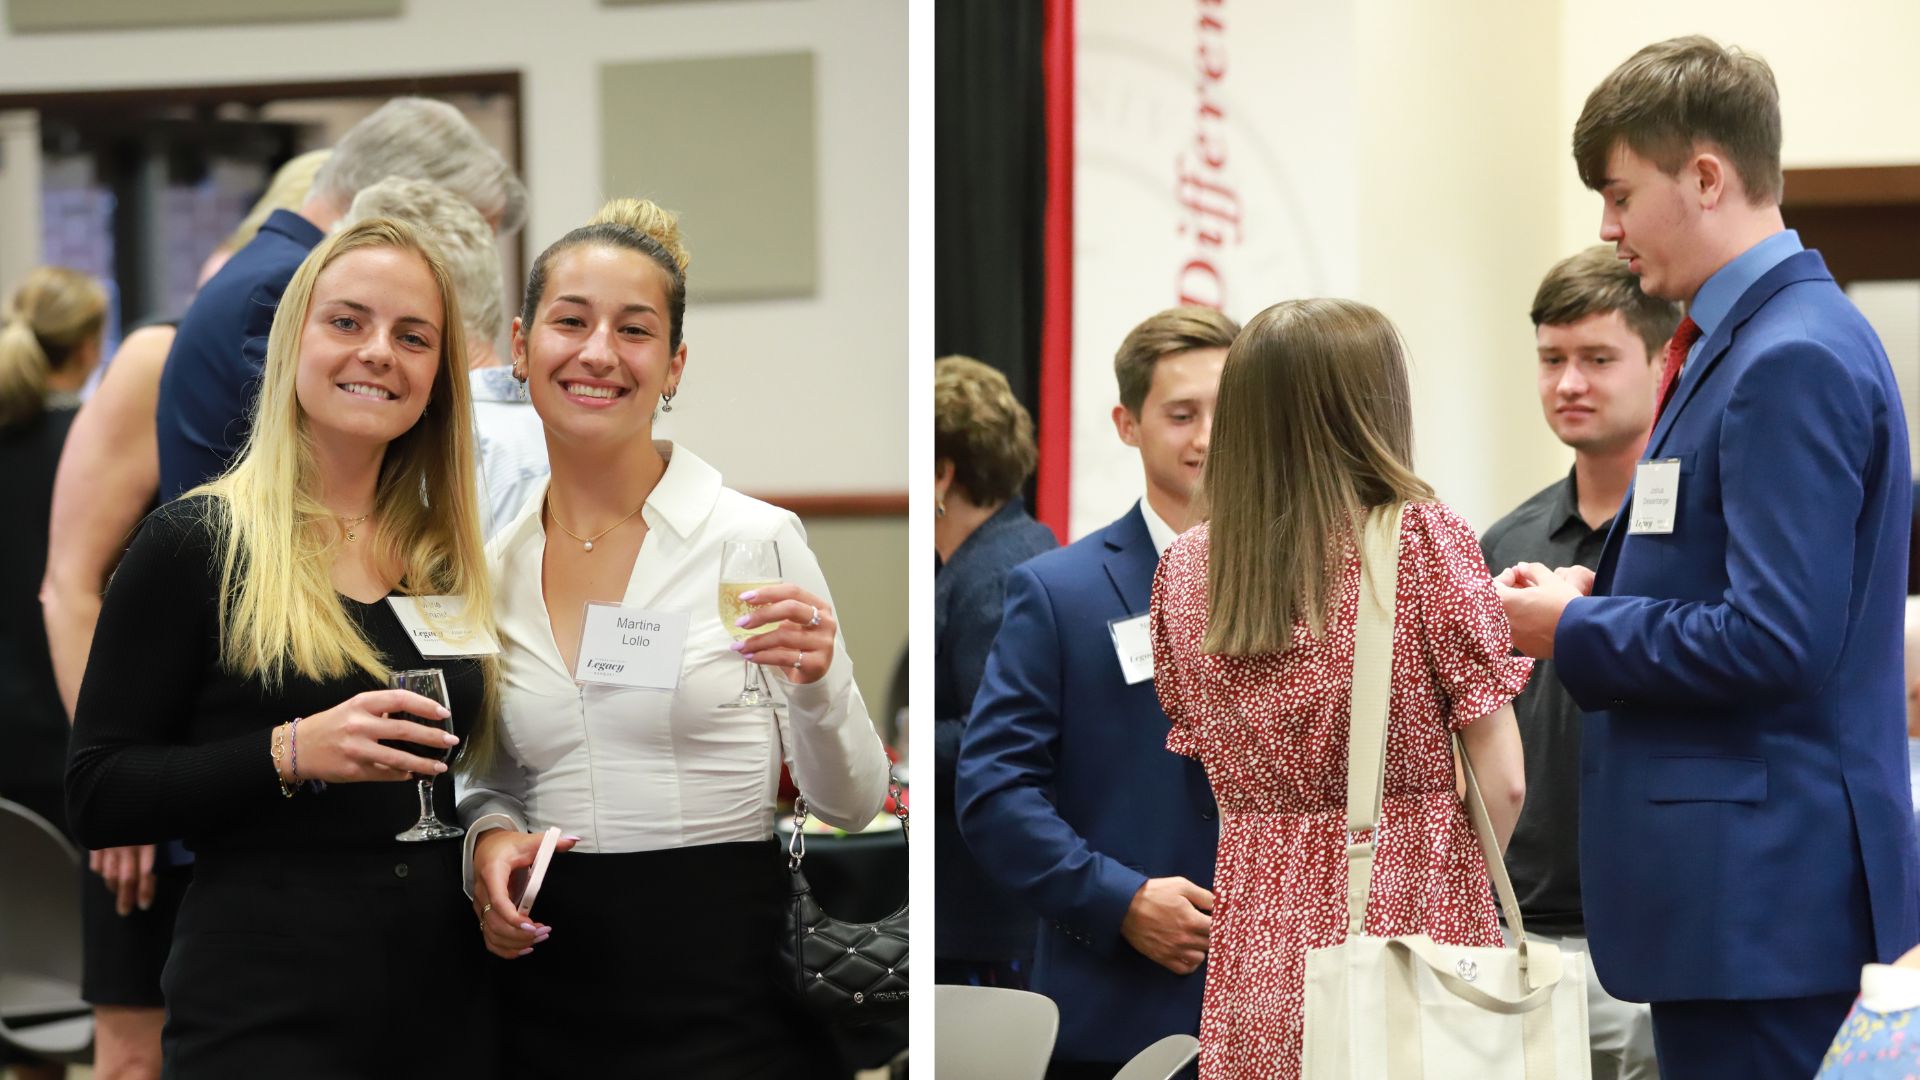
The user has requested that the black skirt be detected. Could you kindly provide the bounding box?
[159,841,496,1080]
[495,839,845,1079]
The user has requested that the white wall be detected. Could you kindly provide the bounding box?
[0,0,907,496]
[1351,0,1567,531]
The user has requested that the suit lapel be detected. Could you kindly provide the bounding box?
[1101,505,1157,616]
[1646,249,1832,458]
[1599,250,1833,596]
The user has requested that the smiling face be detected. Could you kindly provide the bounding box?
[1596,141,1715,303]
[1536,309,1659,455]
[513,243,686,448]
[1114,346,1227,514]
[293,246,445,452]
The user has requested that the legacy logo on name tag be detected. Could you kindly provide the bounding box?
[573,602,689,691]
[1629,459,1682,535]
[1109,613,1155,685]
[386,596,501,657]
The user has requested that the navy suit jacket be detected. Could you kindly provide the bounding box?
[957,506,1217,1064]
[156,209,324,498]
[1557,249,1919,1002]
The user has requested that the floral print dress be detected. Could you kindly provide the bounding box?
[1149,502,1533,1080]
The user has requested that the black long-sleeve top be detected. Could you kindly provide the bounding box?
[66,495,484,853]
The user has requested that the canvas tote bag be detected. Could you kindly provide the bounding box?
[1300,504,1591,1080]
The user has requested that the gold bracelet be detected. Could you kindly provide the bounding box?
[269,723,296,798]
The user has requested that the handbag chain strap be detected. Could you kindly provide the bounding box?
[789,766,908,870]
[1343,504,1542,983]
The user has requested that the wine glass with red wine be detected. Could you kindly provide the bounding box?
[388,668,464,842]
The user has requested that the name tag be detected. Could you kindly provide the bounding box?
[386,596,501,657]
[1109,613,1155,685]
[1629,459,1682,535]
[573,602,689,691]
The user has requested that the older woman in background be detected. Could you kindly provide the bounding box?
[932,355,1057,989]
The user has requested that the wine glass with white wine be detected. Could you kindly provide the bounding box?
[717,539,782,709]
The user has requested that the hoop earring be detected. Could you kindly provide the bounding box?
[661,385,678,413]
[511,363,527,383]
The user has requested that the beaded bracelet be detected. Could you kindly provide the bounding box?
[270,723,296,799]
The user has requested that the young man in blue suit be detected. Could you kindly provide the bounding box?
[958,306,1238,1079]
[1497,36,1919,1078]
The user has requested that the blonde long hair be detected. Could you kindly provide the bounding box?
[1198,298,1433,655]
[197,219,494,745]
[0,266,106,428]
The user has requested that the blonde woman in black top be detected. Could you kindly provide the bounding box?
[67,219,497,1078]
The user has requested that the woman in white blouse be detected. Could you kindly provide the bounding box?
[458,198,890,1076]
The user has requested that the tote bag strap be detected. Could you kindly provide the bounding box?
[1341,504,1545,986]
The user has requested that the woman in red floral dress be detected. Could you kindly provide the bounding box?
[1149,298,1533,1080]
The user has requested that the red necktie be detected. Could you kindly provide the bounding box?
[1653,316,1702,425]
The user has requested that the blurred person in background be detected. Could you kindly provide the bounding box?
[0,266,106,1080]
[39,149,327,1080]
[1479,244,1679,1080]
[958,307,1235,1079]
[337,176,546,539]
[156,94,527,501]
[194,149,331,285]
[1150,299,1530,1079]
[933,354,1056,989]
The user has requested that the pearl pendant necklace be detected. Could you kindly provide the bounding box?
[546,495,646,553]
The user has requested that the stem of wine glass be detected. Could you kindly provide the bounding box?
[416,776,436,822]
[740,657,756,697]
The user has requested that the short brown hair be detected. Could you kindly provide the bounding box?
[1573,35,1783,205]
[935,355,1038,505]
[1530,245,1684,359]
[1114,306,1240,416]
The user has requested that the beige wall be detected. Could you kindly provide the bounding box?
[800,514,908,736]
[1353,0,1568,530]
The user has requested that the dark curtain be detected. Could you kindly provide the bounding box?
[934,0,1048,422]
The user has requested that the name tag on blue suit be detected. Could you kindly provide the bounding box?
[1629,459,1681,535]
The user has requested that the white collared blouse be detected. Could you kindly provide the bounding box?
[457,442,890,862]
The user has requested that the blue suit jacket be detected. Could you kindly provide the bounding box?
[1557,249,1919,1002]
[957,506,1217,1064]
[155,209,324,498]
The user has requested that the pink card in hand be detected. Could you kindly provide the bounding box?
[514,826,563,915]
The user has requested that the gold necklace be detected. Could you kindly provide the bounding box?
[339,513,372,542]
[546,495,645,553]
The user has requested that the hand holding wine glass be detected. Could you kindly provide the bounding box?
[728,580,838,687]
[273,687,457,784]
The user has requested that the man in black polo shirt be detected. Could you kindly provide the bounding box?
[1481,244,1680,1080]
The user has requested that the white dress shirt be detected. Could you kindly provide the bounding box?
[457,442,890,878]
[468,366,551,540]
[1139,496,1179,557]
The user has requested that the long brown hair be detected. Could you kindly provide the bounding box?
[1198,298,1433,655]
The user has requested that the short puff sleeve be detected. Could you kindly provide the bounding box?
[1408,502,1533,730]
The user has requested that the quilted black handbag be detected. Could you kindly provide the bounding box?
[779,775,908,1026]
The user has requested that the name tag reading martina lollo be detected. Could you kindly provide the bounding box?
[573,602,690,690]
[385,596,501,658]
[1109,613,1155,685]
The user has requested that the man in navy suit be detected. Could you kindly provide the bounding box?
[1498,36,1919,1078]
[958,306,1237,1079]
